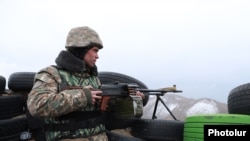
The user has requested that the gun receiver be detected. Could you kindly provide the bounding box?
[98,82,182,111]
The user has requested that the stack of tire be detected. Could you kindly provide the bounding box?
[183,82,250,141]
[0,73,34,141]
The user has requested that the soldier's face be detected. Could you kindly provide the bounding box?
[83,46,100,67]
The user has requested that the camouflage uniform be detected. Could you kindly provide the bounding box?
[27,26,108,141]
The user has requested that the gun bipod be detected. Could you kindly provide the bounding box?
[152,95,177,120]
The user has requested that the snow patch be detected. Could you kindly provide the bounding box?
[186,99,218,117]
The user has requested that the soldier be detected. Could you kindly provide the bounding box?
[27,26,144,141]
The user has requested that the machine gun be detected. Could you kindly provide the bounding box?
[60,82,183,120]
[98,82,182,120]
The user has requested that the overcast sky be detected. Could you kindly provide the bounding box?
[1,0,250,103]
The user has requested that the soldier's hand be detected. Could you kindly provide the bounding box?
[90,90,102,105]
[136,91,145,99]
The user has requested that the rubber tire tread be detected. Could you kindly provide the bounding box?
[8,72,36,91]
[185,114,250,124]
[0,94,26,120]
[184,136,203,141]
[0,75,6,94]
[131,119,184,141]
[0,114,28,140]
[106,130,145,141]
[227,83,250,115]
[98,71,149,106]
[105,114,136,130]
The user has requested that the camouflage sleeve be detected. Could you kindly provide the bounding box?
[27,68,92,118]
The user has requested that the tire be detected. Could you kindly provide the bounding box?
[131,119,184,141]
[0,75,6,94]
[0,114,28,141]
[98,71,149,106]
[183,114,250,140]
[106,130,145,141]
[227,83,250,115]
[0,94,26,120]
[26,110,46,141]
[8,72,36,92]
[104,114,136,130]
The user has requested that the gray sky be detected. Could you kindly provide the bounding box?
[1,0,250,103]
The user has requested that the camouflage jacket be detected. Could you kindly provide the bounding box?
[27,65,106,141]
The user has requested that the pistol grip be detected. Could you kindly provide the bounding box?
[100,96,110,111]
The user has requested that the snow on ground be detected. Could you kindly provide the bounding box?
[186,99,219,117]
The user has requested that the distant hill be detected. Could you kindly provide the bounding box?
[142,94,228,121]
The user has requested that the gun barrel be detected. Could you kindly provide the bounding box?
[137,89,182,93]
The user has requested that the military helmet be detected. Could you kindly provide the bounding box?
[65,26,103,49]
